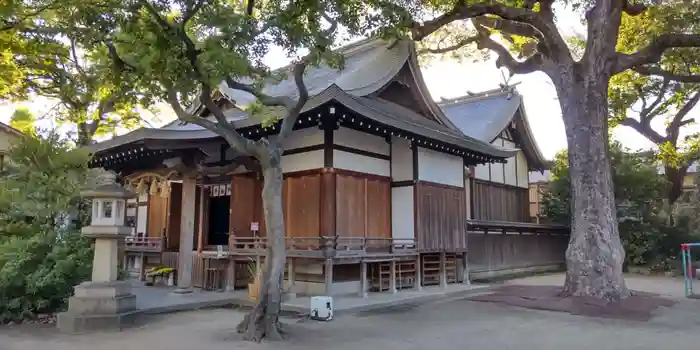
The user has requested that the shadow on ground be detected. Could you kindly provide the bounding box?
[469,285,676,321]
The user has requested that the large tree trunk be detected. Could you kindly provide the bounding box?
[236,148,287,341]
[557,77,631,301]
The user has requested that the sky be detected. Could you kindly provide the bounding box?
[2,6,698,160]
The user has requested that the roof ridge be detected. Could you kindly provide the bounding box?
[436,85,521,106]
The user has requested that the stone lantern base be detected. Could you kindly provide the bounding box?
[57,281,139,333]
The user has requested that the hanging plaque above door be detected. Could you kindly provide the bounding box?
[209,183,232,198]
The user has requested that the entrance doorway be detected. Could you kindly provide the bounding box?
[208,184,231,246]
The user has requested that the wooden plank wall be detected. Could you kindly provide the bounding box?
[471,180,529,222]
[415,182,466,251]
[283,173,321,237]
[166,183,182,250]
[335,173,391,239]
[467,231,569,272]
[228,171,322,239]
[146,192,168,238]
[230,175,258,237]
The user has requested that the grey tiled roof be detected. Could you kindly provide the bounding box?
[439,91,521,142]
[86,38,517,159]
[438,89,548,170]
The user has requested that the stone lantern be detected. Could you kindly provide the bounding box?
[58,169,139,333]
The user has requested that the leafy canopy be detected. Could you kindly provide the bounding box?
[1,0,157,145]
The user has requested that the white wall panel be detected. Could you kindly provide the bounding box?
[335,127,390,155]
[391,137,412,181]
[391,186,414,240]
[417,147,463,187]
[516,151,529,188]
[281,150,324,173]
[333,150,390,177]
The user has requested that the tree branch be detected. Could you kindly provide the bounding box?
[166,89,257,156]
[410,2,571,65]
[640,78,671,121]
[418,36,479,55]
[622,0,647,16]
[614,34,700,74]
[633,66,700,83]
[277,60,309,141]
[472,23,544,75]
[666,90,700,144]
[620,118,667,144]
[182,0,206,26]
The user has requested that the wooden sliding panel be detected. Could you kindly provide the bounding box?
[335,173,391,239]
[146,191,168,238]
[283,174,321,237]
[415,182,466,251]
[335,174,366,238]
[365,179,391,238]
[166,182,183,250]
[230,175,256,237]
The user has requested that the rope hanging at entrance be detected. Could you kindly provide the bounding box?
[123,170,178,198]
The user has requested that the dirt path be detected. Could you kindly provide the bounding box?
[2,294,700,350]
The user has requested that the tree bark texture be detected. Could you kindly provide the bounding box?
[236,147,287,341]
[557,75,631,301]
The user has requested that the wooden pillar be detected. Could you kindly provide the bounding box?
[225,258,236,292]
[359,261,368,298]
[175,175,197,293]
[196,187,207,253]
[324,258,333,296]
[390,260,397,293]
[461,253,471,285]
[414,255,422,291]
[439,251,447,288]
[138,252,146,281]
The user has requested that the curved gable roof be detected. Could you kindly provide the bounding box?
[438,89,548,171]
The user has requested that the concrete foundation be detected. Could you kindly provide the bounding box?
[58,281,139,333]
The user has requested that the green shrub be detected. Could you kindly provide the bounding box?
[0,230,93,322]
[0,132,93,323]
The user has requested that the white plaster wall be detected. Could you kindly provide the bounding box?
[474,164,490,180]
[333,150,390,176]
[391,137,412,181]
[278,127,325,150]
[417,147,463,187]
[504,155,518,186]
[516,151,529,188]
[391,186,415,240]
[136,205,148,235]
[334,127,390,155]
[281,150,324,173]
[490,162,505,183]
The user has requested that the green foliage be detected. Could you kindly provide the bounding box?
[9,108,36,135]
[0,133,93,322]
[541,141,691,268]
[607,2,700,203]
[1,0,156,145]
[0,230,93,323]
[542,141,667,224]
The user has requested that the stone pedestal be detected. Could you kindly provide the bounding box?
[58,281,139,333]
[57,169,139,334]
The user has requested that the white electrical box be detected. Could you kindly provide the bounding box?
[310,296,333,321]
